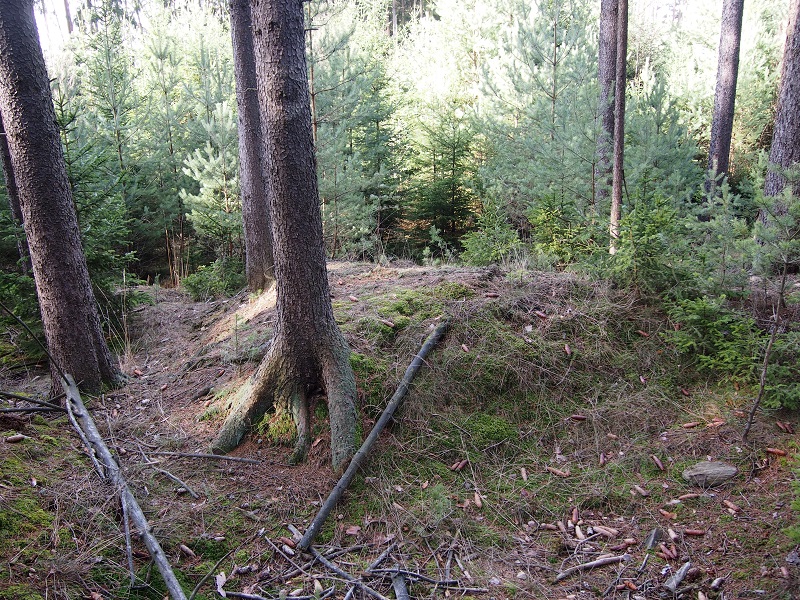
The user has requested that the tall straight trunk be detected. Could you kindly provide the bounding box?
[0,110,30,273]
[595,0,618,208]
[609,0,627,254]
[213,0,357,471]
[229,0,274,291]
[764,0,800,201]
[706,0,744,196]
[63,0,73,33]
[0,0,120,392]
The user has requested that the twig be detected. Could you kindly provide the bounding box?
[226,589,335,600]
[368,569,459,587]
[63,375,188,600]
[554,553,631,583]
[155,468,200,499]
[121,492,136,588]
[365,543,397,573]
[149,451,259,464]
[0,299,66,382]
[0,406,61,413]
[307,546,391,600]
[299,318,451,550]
[0,389,64,410]
[188,547,236,600]
[263,535,309,578]
[271,546,364,584]
[743,259,790,441]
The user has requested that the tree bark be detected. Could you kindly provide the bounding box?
[706,0,744,196]
[212,0,357,471]
[595,0,617,208]
[230,0,275,292]
[0,0,120,392]
[0,109,31,273]
[609,0,627,255]
[763,0,800,200]
[63,0,73,34]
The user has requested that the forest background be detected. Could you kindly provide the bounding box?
[1,0,799,408]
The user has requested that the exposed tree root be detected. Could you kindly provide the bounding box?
[211,330,356,470]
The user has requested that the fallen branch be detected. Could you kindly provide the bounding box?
[306,546,391,600]
[554,553,631,583]
[368,568,459,587]
[62,375,188,600]
[225,588,335,600]
[149,450,259,464]
[156,468,200,499]
[392,573,410,600]
[0,389,64,411]
[365,543,397,574]
[188,547,236,600]
[0,406,61,413]
[299,318,451,550]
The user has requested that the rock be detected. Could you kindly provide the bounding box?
[682,461,738,487]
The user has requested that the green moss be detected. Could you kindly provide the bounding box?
[463,413,518,446]
[31,415,50,428]
[0,497,54,538]
[0,585,44,600]
[190,537,230,561]
[384,289,442,319]
[254,407,296,445]
[433,282,475,300]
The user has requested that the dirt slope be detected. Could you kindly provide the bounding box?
[1,262,798,600]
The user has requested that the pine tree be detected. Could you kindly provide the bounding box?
[213,0,357,471]
[0,0,120,392]
[706,0,744,196]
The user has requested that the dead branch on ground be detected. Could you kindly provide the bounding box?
[299,318,451,550]
[63,374,188,600]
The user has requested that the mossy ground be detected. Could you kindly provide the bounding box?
[1,264,798,599]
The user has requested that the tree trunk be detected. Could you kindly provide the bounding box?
[63,0,73,34]
[763,0,800,201]
[229,0,275,292]
[0,0,120,392]
[595,0,618,209]
[212,0,357,471]
[609,0,627,255]
[0,109,31,273]
[706,0,744,196]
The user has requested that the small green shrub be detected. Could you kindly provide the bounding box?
[182,257,245,301]
[461,199,521,265]
[662,296,761,380]
[763,331,800,410]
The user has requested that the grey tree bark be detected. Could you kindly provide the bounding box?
[230,0,274,292]
[609,0,627,254]
[0,109,30,273]
[0,0,120,392]
[212,0,357,471]
[764,0,800,200]
[595,0,618,208]
[706,0,744,196]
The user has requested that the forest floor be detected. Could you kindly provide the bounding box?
[1,261,799,600]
